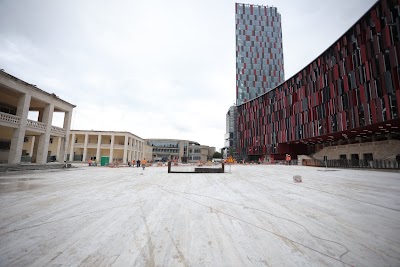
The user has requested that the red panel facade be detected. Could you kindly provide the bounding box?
[236,0,400,159]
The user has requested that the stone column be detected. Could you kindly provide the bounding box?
[109,134,115,164]
[55,136,62,162]
[8,93,31,164]
[36,103,54,164]
[69,132,75,161]
[132,140,134,160]
[82,133,88,162]
[123,135,128,163]
[59,111,72,162]
[29,136,35,158]
[140,141,143,159]
[133,140,136,160]
[127,137,132,163]
[138,141,140,159]
[38,108,44,122]
[32,138,39,163]
[96,134,101,162]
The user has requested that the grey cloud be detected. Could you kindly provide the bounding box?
[0,0,377,149]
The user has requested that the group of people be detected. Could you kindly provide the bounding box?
[130,158,147,170]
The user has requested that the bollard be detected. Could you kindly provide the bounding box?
[293,175,302,183]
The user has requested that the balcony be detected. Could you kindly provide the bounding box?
[51,126,66,137]
[100,144,111,148]
[74,142,85,148]
[1,112,67,137]
[26,120,46,133]
[86,143,98,148]
[0,111,20,128]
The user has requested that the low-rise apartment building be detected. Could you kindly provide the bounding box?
[68,130,146,164]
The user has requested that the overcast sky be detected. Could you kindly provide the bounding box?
[0,0,377,150]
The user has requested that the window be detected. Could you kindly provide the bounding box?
[384,71,394,94]
[384,50,391,71]
[0,105,17,115]
[0,140,11,150]
[363,153,373,161]
[389,94,398,119]
[381,98,387,121]
[358,105,365,126]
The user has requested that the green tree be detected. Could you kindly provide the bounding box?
[212,151,222,158]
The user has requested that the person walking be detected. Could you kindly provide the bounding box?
[142,158,147,170]
[136,159,140,168]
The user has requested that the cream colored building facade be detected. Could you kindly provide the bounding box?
[0,71,75,164]
[68,130,148,164]
[143,143,153,162]
[187,144,216,163]
[146,139,216,163]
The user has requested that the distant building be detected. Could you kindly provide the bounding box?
[143,143,153,162]
[228,3,285,159]
[235,3,284,105]
[224,105,237,158]
[146,139,215,163]
[0,70,75,164]
[68,130,145,164]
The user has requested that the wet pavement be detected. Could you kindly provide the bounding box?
[0,164,399,266]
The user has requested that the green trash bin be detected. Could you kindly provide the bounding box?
[101,156,109,166]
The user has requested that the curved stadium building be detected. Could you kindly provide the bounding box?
[236,0,400,163]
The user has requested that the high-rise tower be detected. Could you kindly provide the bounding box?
[235,3,284,105]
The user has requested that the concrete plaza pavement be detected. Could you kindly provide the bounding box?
[0,164,399,266]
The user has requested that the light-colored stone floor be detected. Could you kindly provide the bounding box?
[0,165,399,266]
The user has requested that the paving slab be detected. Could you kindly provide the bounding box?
[0,165,399,266]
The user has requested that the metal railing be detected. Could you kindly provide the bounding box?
[47,155,57,162]
[303,159,400,169]
[20,156,32,163]
[73,155,83,161]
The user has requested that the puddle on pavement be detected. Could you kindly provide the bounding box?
[0,178,45,193]
[0,178,42,182]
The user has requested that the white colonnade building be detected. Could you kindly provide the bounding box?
[0,70,75,164]
[68,130,148,164]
